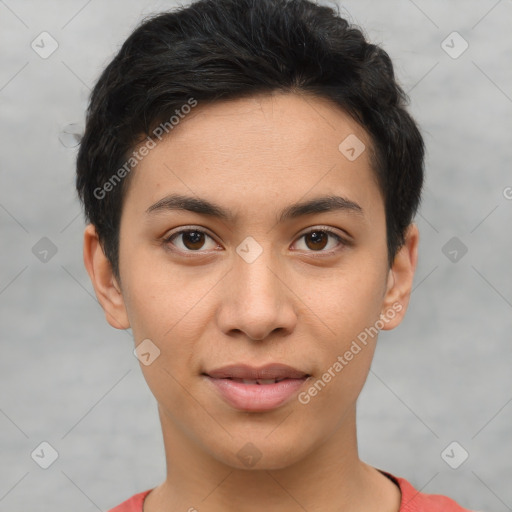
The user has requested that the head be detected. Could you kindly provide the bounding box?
[78,0,423,470]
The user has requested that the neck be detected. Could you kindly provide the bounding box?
[143,405,401,512]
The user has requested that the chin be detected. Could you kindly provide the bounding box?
[209,432,312,471]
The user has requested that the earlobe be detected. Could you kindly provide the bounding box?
[83,224,130,330]
[380,224,419,330]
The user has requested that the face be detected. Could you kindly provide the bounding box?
[85,92,417,471]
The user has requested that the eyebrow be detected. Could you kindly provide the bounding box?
[146,193,364,223]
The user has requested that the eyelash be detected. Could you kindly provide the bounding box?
[162,226,348,257]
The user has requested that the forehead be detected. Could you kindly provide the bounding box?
[123,92,382,223]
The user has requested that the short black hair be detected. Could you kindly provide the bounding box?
[76,0,424,279]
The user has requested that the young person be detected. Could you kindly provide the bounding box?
[76,0,474,510]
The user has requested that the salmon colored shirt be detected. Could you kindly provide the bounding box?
[107,471,473,511]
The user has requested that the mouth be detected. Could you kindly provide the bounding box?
[221,377,291,384]
[203,363,311,412]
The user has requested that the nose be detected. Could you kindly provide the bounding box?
[216,248,298,341]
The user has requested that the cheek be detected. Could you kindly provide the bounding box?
[124,277,209,423]
[310,262,386,348]
[298,343,376,413]
[297,260,385,401]
[295,274,383,422]
[120,246,218,341]
[119,254,223,393]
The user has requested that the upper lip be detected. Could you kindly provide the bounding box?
[205,363,309,380]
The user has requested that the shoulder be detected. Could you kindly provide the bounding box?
[105,478,478,512]
[107,490,152,512]
[385,472,475,512]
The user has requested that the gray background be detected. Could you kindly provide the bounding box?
[1,0,511,510]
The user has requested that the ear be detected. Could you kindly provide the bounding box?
[83,224,130,330]
[380,223,419,330]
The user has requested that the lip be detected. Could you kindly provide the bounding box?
[205,363,308,380]
[204,363,310,412]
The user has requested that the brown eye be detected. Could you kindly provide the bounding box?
[293,228,345,253]
[304,231,328,251]
[165,229,218,252]
[181,230,206,250]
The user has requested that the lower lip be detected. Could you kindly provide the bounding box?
[205,376,308,411]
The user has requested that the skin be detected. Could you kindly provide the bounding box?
[84,91,419,512]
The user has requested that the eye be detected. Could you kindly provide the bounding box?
[164,228,219,252]
[163,226,347,255]
[292,227,346,253]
